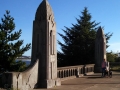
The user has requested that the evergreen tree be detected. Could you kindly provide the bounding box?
[58,7,112,67]
[107,51,116,62]
[0,10,31,72]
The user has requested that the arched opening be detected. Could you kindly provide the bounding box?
[50,30,55,55]
[50,30,53,55]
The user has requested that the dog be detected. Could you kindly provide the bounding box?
[104,69,112,78]
[109,70,112,78]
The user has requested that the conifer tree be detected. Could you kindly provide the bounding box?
[0,10,31,72]
[58,7,112,67]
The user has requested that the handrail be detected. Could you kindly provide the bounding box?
[57,64,95,80]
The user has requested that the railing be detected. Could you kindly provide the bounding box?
[57,64,95,81]
[84,64,95,75]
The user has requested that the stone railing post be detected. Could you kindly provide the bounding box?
[77,67,80,77]
[83,65,86,75]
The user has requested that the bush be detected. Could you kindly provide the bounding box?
[110,62,120,71]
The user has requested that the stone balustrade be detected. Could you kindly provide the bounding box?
[0,63,95,89]
[84,64,95,75]
[1,59,39,90]
[57,64,95,81]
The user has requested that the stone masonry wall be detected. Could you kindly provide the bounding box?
[1,59,39,90]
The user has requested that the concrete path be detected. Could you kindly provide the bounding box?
[34,71,120,90]
[1,71,120,90]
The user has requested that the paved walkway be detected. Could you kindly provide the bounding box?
[35,71,120,90]
[1,71,120,90]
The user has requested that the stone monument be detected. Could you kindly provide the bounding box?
[31,0,61,88]
[95,26,106,72]
[1,0,61,89]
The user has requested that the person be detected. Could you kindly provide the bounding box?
[101,59,107,77]
[106,61,109,71]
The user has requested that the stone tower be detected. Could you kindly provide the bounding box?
[95,26,106,72]
[31,0,61,88]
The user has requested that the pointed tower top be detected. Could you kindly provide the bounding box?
[96,26,105,38]
[98,26,104,34]
[43,0,47,1]
[99,26,102,30]
[35,0,54,21]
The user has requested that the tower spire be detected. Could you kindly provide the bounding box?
[32,0,61,88]
[35,0,54,21]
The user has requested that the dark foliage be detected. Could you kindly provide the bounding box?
[57,7,112,67]
[0,11,31,72]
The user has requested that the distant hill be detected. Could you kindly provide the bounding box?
[17,56,31,59]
